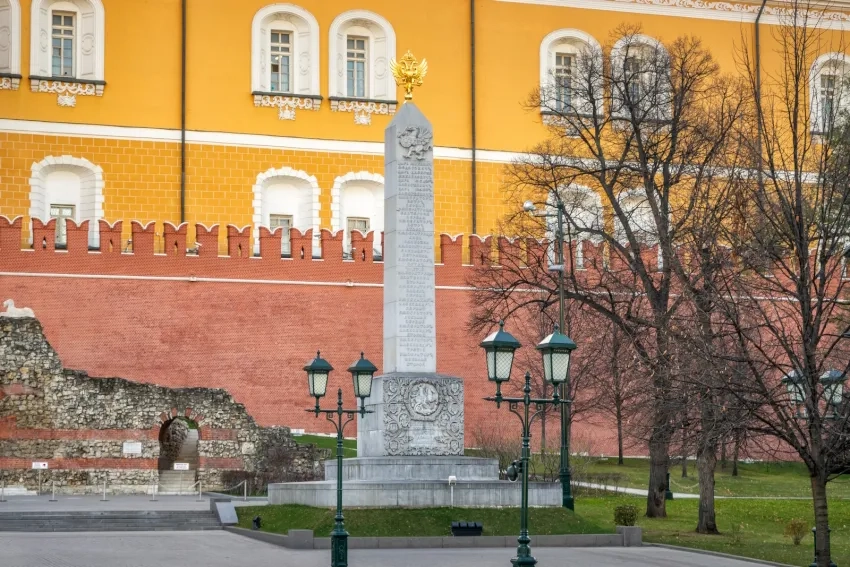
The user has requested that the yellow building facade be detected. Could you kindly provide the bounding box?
[1,0,850,253]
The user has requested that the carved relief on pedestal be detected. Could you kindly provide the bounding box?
[382,376,464,456]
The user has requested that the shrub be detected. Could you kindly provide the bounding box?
[614,504,638,526]
[784,518,808,545]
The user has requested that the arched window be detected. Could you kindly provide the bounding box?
[548,185,602,269]
[252,167,320,256]
[539,29,603,116]
[328,10,396,125]
[331,172,384,256]
[29,155,104,248]
[29,0,105,105]
[615,189,656,243]
[0,0,21,90]
[810,53,850,135]
[251,4,319,95]
[610,34,669,121]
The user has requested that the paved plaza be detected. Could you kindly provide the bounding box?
[0,531,769,567]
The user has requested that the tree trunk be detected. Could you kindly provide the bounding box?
[616,406,624,465]
[696,439,719,534]
[646,422,670,518]
[720,438,727,470]
[811,473,832,567]
[681,431,688,478]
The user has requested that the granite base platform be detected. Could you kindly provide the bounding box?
[268,480,562,508]
[324,456,499,482]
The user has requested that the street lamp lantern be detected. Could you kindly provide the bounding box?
[536,324,577,386]
[305,350,375,567]
[481,321,567,567]
[480,320,521,383]
[820,370,845,407]
[781,370,805,404]
[348,352,378,399]
[305,351,333,399]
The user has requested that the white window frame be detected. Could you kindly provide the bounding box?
[29,155,104,248]
[540,29,603,116]
[0,0,22,82]
[810,52,850,135]
[252,167,321,256]
[615,188,659,246]
[329,10,396,101]
[546,185,603,270]
[269,29,292,93]
[50,203,75,247]
[251,3,319,96]
[330,171,385,255]
[30,0,104,82]
[51,10,75,77]
[346,35,368,98]
[269,213,293,255]
[610,34,670,121]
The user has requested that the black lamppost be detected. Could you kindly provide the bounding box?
[480,321,577,567]
[524,198,576,510]
[305,351,377,567]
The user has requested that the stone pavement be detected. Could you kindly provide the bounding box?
[0,494,212,512]
[0,531,771,567]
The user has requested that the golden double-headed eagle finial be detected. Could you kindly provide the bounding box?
[391,50,428,103]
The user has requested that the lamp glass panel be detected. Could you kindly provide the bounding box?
[550,349,571,385]
[542,352,552,383]
[311,371,329,398]
[495,348,514,382]
[486,349,496,382]
[355,372,373,398]
[826,381,842,405]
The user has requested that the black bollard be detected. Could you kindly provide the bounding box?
[252,515,262,531]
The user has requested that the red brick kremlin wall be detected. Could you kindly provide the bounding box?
[0,216,622,456]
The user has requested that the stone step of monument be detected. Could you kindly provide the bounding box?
[0,510,221,532]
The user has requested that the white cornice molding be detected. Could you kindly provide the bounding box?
[498,0,850,29]
[0,119,523,164]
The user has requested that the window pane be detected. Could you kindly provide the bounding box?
[64,15,73,26]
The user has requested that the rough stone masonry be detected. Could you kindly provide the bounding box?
[0,315,323,493]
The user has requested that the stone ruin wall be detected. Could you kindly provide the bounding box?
[0,316,325,493]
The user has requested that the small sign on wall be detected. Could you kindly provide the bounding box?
[31,462,48,470]
[122,442,143,455]
[173,462,190,471]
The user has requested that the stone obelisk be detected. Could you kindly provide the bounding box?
[357,64,464,458]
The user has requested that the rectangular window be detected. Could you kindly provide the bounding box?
[554,53,573,111]
[347,216,370,254]
[346,36,368,98]
[821,74,837,132]
[50,204,75,248]
[270,31,291,93]
[624,56,642,103]
[269,214,293,256]
[51,12,75,78]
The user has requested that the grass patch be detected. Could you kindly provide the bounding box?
[237,497,850,565]
[294,434,356,457]
[236,504,608,537]
[579,457,850,499]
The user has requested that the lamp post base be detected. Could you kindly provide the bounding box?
[560,471,574,511]
[331,528,349,567]
[511,554,538,566]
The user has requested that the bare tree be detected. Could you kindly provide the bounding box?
[710,5,850,564]
[469,25,743,518]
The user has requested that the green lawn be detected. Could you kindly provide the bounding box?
[294,434,357,457]
[578,496,850,566]
[238,497,850,566]
[235,504,608,537]
[579,457,850,499]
